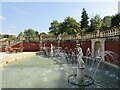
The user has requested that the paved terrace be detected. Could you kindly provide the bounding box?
[0,52,36,67]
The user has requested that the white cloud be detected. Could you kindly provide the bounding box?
[0,16,6,20]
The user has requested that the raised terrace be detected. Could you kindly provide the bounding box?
[1,26,120,66]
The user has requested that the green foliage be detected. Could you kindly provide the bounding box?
[15,9,119,37]
[24,28,36,38]
[24,28,37,41]
[89,14,102,32]
[0,33,2,39]
[89,18,96,32]
[80,8,89,31]
[7,35,16,41]
[94,14,102,29]
[49,20,60,35]
[102,16,112,28]
[40,32,47,36]
[49,16,81,35]
[18,32,24,37]
[61,16,81,34]
[35,31,39,36]
[2,34,9,38]
[0,34,16,41]
[111,13,120,27]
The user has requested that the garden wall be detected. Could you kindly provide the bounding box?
[1,39,119,66]
[104,38,120,66]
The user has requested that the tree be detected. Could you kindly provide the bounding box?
[49,20,60,35]
[24,28,36,38]
[59,16,81,35]
[111,13,120,27]
[0,33,2,39]
[80,8,89,31]
[24,28,36,42]
[49,17,81,35]
[89,18,96,32]
[89,14,102,32]
[39,32,47,36]
[35,31,39,36]
[18,32,24,37]
[102,16,112,28]
[2,34,9,38]
[7,35,16,41]
[94,14,102,29]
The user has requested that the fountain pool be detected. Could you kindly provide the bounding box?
[2,55,71,88]
[1,54,120,88]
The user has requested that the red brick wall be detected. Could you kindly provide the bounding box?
[1,48,5,52]
[1,38,119,68]
[1,39,119,66]
[1,42,40,52]
[79,40,91,56]
[11,43,20,48]
[43,40,91,55]
[105,39,120,66]
[60,41,76,51]
[1,41,91,55]
[10,42,40,52]
[22,42,40,52]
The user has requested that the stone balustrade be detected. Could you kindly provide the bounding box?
[0,27,119,47]
[100,27,120,37]
[40,27,119,41]
[0,38,21,48]
[42,35,57,41]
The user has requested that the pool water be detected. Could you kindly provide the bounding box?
[2,55,120,88]
[2,55,74,88]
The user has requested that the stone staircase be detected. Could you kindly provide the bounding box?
[1,39,23,52]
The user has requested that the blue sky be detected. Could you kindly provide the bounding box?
[0,1,119,36]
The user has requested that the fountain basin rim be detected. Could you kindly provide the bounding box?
[68,74,94,87]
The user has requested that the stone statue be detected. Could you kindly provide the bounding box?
[50,44,53,57]
[76,45,85,83]
[86,48,92,57]
[77,46,84,69]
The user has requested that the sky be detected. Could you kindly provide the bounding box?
[0,1,119,36]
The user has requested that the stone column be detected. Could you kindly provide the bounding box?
[91,39,96,58]
[100,38,105,61]
[91,38,105,60]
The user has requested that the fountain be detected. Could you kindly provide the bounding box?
[86,48,92,57]
[36,35,120,88]
[76,44,85,82]
[36,43,50,57]
[49,43,95,87]
[50,44,53,57]
[104,50,119,65]
[68,44,94,87]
